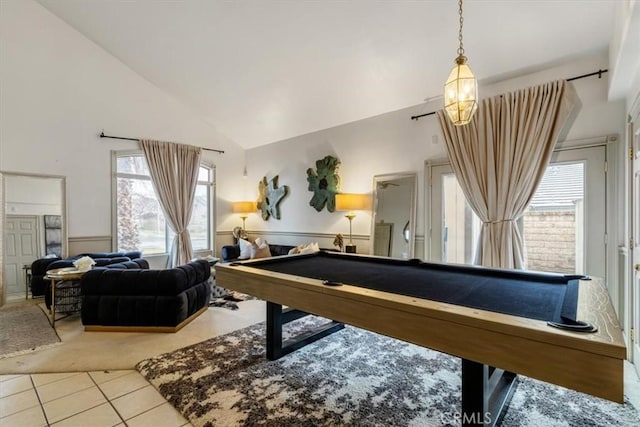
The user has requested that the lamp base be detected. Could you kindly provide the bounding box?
[345,244,356,254]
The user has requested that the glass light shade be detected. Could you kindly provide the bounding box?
[335,193,370,212]
[231,201,256,214]
[444,61,478,126]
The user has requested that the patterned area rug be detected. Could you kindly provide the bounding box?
[0,304,61,359]
[137,316,640,427]
[209,291,258,311]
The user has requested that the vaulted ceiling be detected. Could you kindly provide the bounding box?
[37,0,615,149]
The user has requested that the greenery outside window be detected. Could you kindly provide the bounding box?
[114,152,215,256]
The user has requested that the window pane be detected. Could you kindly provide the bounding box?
[189,184,209,250]
[198,166,209,181]
[117,177,167,255]
[117,155,150,176]
[442,173,480,264]
[522,162,584,274]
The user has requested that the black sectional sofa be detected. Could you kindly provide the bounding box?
[80,259,212,332]
[30,251,146,306]
[221,243,339,263]
[221,243,299,262]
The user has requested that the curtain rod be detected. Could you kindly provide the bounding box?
[410,69,608,121]
[99,131,225,154]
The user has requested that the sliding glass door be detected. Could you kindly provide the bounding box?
[429,145,606,277]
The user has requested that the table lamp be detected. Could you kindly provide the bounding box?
[231,201,256,234]
[335,193,370,253]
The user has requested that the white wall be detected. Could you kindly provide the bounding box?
[609,0,640,109]
[0,0,245,244]
[0,1,628,263]
[244,100,437,251]
[5,175,63,216]
[245,51,625,257]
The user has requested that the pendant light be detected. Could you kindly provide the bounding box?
[444,0,478,126]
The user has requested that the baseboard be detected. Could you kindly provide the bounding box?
[83,306,207,333]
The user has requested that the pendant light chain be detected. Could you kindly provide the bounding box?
[457,0,465,56]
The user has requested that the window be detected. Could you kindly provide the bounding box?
[114,152,215,255]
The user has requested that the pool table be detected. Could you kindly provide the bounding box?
[216,251,626,425]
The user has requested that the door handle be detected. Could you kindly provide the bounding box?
[636,264,640,271]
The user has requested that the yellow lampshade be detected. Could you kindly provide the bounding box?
[444,57,478,126]
[231,201,256,215]
[335,193,370,212]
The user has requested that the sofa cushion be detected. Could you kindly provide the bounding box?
[268,244,296,257]
[104,259,149,270]
[32,251,147,303]
[238,238,252,259]
[77,251,142,260]
[251,241,271,259]
[93,257,131,266]
[221,243,337,262]
[221,245,240,262]
[81,259,211,328]
[288,242,320,255]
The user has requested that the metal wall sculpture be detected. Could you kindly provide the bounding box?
[307,155,341,212]
[257,175,288,220]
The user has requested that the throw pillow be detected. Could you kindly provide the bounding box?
[299,242,320,254]
[238,238,253,259]
[288,244,306,255]
[251,239,271,259]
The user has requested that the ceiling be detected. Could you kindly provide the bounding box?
[37,0,615,149]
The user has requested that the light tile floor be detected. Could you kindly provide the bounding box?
[0,370,191,427]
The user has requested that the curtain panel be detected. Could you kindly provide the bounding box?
[140,139,202,267]
[436,79,577,269]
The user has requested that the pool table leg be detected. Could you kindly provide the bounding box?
[266,301,344,360]
[461,359,517,426]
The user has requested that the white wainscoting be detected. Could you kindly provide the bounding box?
[217,230,429,260]
[254,230,370,254]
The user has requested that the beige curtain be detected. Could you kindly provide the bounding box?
[436,79,576,269]
[140,139,202,267]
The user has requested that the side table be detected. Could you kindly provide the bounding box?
[23,264,32,299]
[45,268,86,328]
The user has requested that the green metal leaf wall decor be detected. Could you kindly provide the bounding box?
[307,155,341,212]
[257,175,288,220]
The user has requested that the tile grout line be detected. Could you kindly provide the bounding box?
[6,369,149,427]
[31,371,83,388]
[89,370,128,425]
[105,380,168,423]
[0,376,31,400]
[94,371,180,424]
[34,373,97,406]
[36,373,108,426]
[30,374,51,427]
[0,375,48,426]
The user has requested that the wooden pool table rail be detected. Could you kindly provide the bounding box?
[216,259,626,403]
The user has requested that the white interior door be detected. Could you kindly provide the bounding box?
[4,215,39,300]
[428,145,606,278]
